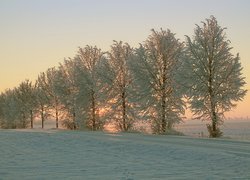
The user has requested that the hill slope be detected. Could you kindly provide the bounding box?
[0,129,250,179]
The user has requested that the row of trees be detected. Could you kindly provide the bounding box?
[0,16,247,137]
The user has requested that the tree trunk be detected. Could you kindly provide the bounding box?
[212,111,217,132]
[41,106,44,129]
[22,112,26,128]
[30,110,33,129]
[55,99,59,129]
[91,90,96,130]
[208,56,218,137]
[210,102,218,137]
[161,96,166,133]
[161,57,167,134]
[121,90,127,131]
[41,114,44,129]
[73,110,76,130]
[56,108,59,129]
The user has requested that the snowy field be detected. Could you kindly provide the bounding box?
[176,119,250,140]
[1,129,250,179]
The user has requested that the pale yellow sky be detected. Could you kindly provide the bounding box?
[0,0,249,118]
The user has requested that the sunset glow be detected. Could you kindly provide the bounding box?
[103,123,120,133]
[0,0,249,118]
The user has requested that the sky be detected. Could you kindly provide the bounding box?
[0,0,249,118]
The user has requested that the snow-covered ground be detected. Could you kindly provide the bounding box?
[176,119,250,140]
[0,129,250,179]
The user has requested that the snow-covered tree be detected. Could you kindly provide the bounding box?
[0,80,37,129]
[55,59,84,130]
[0,94,4,126]
[0,90,20,128]
[35,79,50,129]
[132,29,185,134]
[36,68,63,128]
[15,80,37,128]
[182,16,247,137]
[74,45,105,130]
[102,41,136,131]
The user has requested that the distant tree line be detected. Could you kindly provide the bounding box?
[0,16,247,137]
